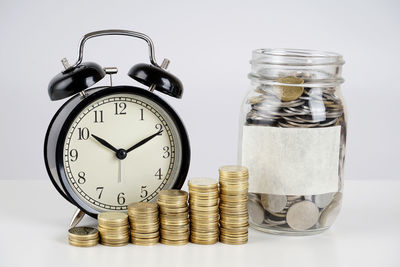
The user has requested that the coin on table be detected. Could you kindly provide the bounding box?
[260,194,287,213]
[286,200,320,230]
[276,76,304,102]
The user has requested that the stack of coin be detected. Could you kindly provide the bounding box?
[98,212,130,246]
[68,226,99,247]
[128,202,159,246]
[219,165,249,245]
[188,178,219,245]
[157,189,189,245]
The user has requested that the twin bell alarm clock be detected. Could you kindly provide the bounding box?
[44,30,190,226]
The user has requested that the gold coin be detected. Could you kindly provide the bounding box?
[132,237,159,246]
[160,238,189,246]
[219,235,248,245]
[68,227,99,240]
[158,189,188,200]
[131,232,159,238]
[69,239,98,247]
[219,165,248,174]
[190,238,218,245]
[220,227,248,235]
[189,178,218,188]
[98,212,128,222]
[276,76,304,102]
[159,206,189,214]
[128,202,158,212]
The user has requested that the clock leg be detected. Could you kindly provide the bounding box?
[69,208,86,228]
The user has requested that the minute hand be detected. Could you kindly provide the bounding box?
[126,130,163,153]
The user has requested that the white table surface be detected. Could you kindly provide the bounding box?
[0,179,399,267]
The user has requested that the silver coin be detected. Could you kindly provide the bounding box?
[319,198,341,227]
[68,226,98,236]
[286,121,320,128]
[264,217,287,226]
[260,194,287,213]
[286,201,320,230]
[248,192,261,201]
[319,118,339,127]
[248,198,265,225]
[278,121,295,128]
[314,193,335,208]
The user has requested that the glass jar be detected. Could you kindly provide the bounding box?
[239,49,346,235]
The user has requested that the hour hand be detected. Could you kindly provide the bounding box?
[91,134,118,153]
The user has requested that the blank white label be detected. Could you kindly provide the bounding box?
[241,126,341,195]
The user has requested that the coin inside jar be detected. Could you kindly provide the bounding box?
[260,194,287,213]
[313,192,335,208]
[276,76,304,102]
[248,198,265,225]
[286,201,319,230]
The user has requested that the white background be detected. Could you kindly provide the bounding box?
[0,0,399,181]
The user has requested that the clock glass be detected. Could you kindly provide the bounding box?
[62,93,182,212]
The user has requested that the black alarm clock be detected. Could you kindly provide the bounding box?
[44,30,190,226]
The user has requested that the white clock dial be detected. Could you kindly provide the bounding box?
[63,93,182,211]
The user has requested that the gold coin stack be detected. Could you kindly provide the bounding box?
[128,202,159,246]
[68,226,99,247]
[157,189,189,245]
[98,212,130,246]
[189,178,219,245]
[219,165,249,245]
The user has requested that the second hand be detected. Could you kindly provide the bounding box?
[118,160,122,183]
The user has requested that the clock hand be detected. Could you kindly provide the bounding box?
[126,130,163,153]
[91,134,118,153]
[118,160,122,183]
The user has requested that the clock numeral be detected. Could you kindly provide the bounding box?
[115,102,127,115]
[155,168,163,180]
[163,146,170,159]
[77,171,86,184]
[155,124,163,135]
[140,186,148,198]
[94,110,104,123]
[117,192,126,205]
[77,127,90,140]
[69,149,78,162]
[96,187,104,199]
[140,108,144,121]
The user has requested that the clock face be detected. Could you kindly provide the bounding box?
[62,93,183,212]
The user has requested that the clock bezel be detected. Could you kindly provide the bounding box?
[53,86,190,217]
